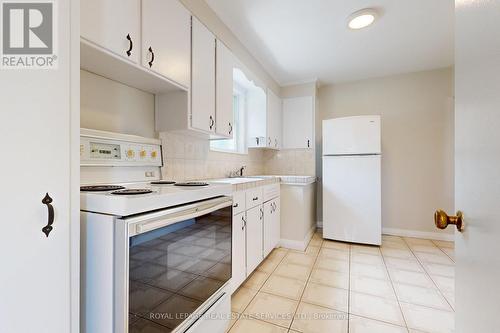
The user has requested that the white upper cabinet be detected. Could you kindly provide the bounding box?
[267,89,282,149]
[215,40,234,138]
[142,0,191,87]
[191,17,216,133]
[283,96,314,149]
[81,0,141,63]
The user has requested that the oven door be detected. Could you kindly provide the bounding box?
[117,197,233,333]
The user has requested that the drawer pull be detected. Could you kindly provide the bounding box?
[252,197,259,201]
[233,203,239,208]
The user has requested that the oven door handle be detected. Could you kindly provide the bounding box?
[129,197,232,236]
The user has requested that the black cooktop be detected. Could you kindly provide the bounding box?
[80,185,125,192]
[111,189,153,195]
[174,182,209,187]
[150,180,176,185]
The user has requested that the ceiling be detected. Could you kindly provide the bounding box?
[205,0,454,86]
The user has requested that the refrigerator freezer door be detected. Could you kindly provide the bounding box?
[322,155,381,245]
[322,116,381,155]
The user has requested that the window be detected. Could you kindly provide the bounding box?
[210,88,246,154]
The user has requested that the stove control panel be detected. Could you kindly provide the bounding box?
[80,129,162,167]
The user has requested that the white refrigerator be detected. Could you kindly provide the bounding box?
[322,115,382,245]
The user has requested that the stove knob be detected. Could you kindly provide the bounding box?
[126,149,135,158]
[140,150,147,158]
[151,151,158,159]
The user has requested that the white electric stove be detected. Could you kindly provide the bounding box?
[79,128,233,333]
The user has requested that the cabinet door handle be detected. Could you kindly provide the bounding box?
[260,208,263,220]
[229,123,233,135]
[268,137,271,146]
[241,216,245,230]
[126,34,133,57]
[209,116,215,130]
[41,193,54,237]
[307,139,310,148]
[256,137,260,145]
[233,203,238,208]
[252,197,258,201]
[148,46,155,67]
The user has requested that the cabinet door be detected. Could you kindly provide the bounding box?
[283,96,314,149]
[81,0,140,63]
[263,201,274,257]
[0,7,76,331]
[267,89,282,149]
[191,17,216,133]
[215,40,234,138]
[231,212,246,293]
[142,0,191,87]
[246,205,264,274]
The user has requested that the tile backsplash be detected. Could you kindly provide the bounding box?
[160,132,265,181]
[159,132,316,181]
[263,149,316,176]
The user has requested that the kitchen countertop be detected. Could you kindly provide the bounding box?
[210,175,316,191]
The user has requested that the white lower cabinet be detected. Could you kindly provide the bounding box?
[231,212,247,293]
[263,197,280,257]
[231,185,281,293]
[245,205,264,274]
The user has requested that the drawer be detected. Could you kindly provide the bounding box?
[232,191,245,215]
[245,187,263,209]
[263,183,280,201]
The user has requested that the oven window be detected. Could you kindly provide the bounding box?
[128,205,232,332]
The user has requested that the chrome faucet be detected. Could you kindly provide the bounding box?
[229,165,246,178]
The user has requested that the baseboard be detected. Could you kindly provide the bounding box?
[280,225,316,251]
[382,227,454,241]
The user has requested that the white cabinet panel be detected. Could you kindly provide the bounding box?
[231,212,246,293]
[142,0,191,87]
[215,40,234,138]
[81,0,140,63]
[267,89,282,149]
[283,96,314,149]
[246,205,263,274]
[191,17,216,133]
[0,2,77,330]
[263,198,280,258]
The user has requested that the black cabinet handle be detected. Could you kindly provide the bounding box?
[148,46,155,67]
[229,123,233,135]
[307,139,310,148]
[256,137,260,145]
[253,197,258,201]
[268,137,271,146]
[41,193,54,237]
[233,203,238,208]
[209,116,215,130]
[260,208,263,220]
[126,34,133,57]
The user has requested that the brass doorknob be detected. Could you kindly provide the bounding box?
[434,210,464,232]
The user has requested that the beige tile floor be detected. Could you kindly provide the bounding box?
[228,231,455,333]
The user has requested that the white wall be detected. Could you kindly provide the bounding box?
[317,68,454,236]
[80,70,156,138]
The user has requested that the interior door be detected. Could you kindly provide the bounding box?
[191,17,216,133]
[81,0,140,63]
[455,1,500,331]
[215,40,234,138]
[142,0,191,87]
[0,1,77,332]
[246,205,263,274]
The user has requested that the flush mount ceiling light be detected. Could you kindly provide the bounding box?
[347,8,378,30]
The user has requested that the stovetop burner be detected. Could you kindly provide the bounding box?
[111,189,153,195]
[174,182,209,187]
[80,185,126,192]
[150,180,176,185]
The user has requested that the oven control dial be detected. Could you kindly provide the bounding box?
[126,149,135,159]
[151,150,158,159]
[139,150,147,159]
